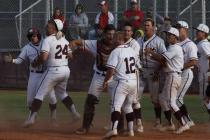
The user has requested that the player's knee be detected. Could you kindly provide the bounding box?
[122,105,133,114]
[133,102,141,109]
[86,94,99,105]
[56,92,68,101]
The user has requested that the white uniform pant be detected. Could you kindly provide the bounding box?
[88,72,105,99]
[142,69,159,104]
[108,80,136,114]
[27,72,57,106]
[133,70,144,109]
[176,69,193,107]
[159,73,181,112]
[35,66,69,101]
[198,72,210,109]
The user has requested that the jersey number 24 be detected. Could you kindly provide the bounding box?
[55,45,68,59]
[124,57,135,74]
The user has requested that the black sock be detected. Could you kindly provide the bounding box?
[49,103,57,112]
[126,112,134,122]
[62,96,73,111]
[179,104,190,121]
[208,109,210,115]
[154,107,161,122]
[174,110,184,125]
[111,111,121,130]
[164,110,172,125]
[134,108,142,119]
[31,99,42,114]
[117,113,124,131]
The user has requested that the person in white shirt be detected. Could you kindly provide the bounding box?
[175,21,198,128]
[23,19,80,127]
[193,23,210,116]
[123,22,143,133]
[3,28,58,124]
[103,31,138,138]
[137,18,166,129]
[145,27,190,134]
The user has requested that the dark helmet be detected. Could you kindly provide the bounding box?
[27,27,41,41]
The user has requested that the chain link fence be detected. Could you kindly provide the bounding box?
[0,0,210,92]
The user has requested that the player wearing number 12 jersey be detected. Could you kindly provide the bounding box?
[23,19,80,127]
[103,32,138,138]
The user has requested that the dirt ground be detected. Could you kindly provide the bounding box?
[0,118,210,140]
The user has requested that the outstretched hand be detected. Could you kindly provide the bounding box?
[3,53,13,63]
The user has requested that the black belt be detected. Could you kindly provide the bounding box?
[166,71,181,75]
[95,71,106,76]
[30,70,44,73]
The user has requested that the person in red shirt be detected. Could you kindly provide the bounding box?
[123,0,144,31]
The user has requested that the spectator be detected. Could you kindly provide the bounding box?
[69,4,89,39]
[123,0,144,31]
[51,7,68,33]
[157,16,172,47]
[88,0,114,39]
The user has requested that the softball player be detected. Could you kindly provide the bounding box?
[194,24,210,116]
[145,27,189,134]
[69,24,116,134]
[176,21,198,128]
[23,19,80,127]
[137,18,166,128]
[103,32,137,138]
[4,28,57,123]
[123,23,143,133]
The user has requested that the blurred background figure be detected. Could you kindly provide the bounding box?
[123,0,144,32]
[69,4,89,40]
[157,16,172,47]
[88,0,114,39]
[51,7,68,35]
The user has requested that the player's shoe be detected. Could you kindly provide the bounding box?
[136,119,144,133]
[158,123,176,132]
[152,119,162,130]
[174,124,190,134]
[23,112,37,128]
[103,129,118,139]
[187,120,195,128]
[71,111,81,122]
[75,128,88,135]
[123,130,135,137]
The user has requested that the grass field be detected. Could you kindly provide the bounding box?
[0,90,210,140]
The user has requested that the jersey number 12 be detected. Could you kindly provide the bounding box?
[124,57,135,74]
[55,45,68,59]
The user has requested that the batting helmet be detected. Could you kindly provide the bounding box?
[27,27,41,41]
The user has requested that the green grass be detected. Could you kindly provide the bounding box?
[0,90,209,123]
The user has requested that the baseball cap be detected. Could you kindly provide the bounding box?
[165,27,179,38]
[54,19,63,31]
[176,21,189,29]
[131,0,138,4]
[98,0,107,6]
[193,24,209,34]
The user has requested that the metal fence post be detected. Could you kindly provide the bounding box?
[114,0,118,28]
[165,0,168,17]
[153,0,157,25]
[19,0,22,48]
[202,0,206,24]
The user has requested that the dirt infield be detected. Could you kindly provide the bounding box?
[0,118,210,140]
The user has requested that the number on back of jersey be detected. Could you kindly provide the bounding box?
[55,45,68,59]
[124,57,136,74]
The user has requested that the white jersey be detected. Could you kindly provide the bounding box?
[106,45,137,81]
[197,39,210,74]
[178,38,198,67]
[41,34,71,67]
[137,34,166,71]
[162,43,184,73]
[14,42,44,72]
[125,38,141,69]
